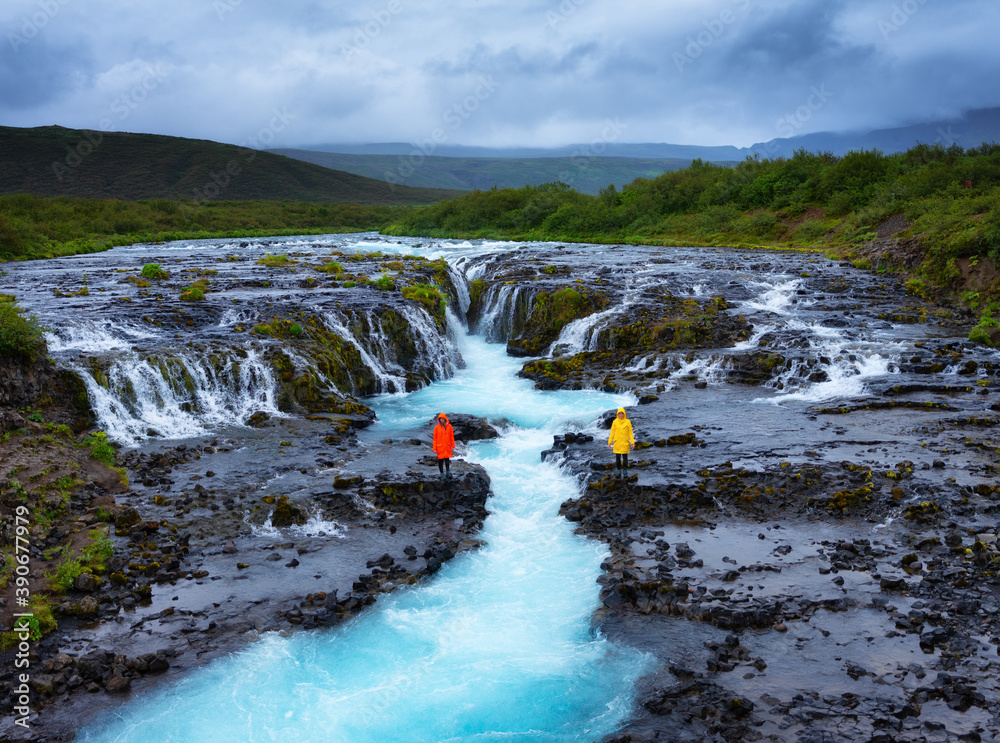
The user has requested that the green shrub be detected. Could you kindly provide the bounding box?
[743,212,780,238]
[969,308,1000,346]
[85,431,115,465]
[140,263,169,280]
[904,278,929,299]
[47,552,85,593]
[373,274,396,291]
[82,528,113,568]
[0,298,48,360]
[342,281,357,288]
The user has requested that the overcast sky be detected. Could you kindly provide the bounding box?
[2,0,998,149]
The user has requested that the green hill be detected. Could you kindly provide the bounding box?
[270,149,708,195]
[0,126,462,205]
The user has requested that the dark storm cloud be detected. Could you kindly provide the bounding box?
[0,0,997,147]
[725,1,877,74]
[0,37,92,110]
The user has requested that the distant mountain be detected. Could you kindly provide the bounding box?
[297,142,747,160]
[297,106,1000,168]
[745,106,1000,159]
[268,150,713,195]
[0,126,462,205]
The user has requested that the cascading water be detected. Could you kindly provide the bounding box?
[70,346,283,445]
[547,269,661,356]
[78,301,651,743]
[477,284,527,342]
[735,276,901,402]
[321,311,411,395]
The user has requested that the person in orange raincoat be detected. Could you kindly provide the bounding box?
[607,407,634,478]
[433,413,456,480]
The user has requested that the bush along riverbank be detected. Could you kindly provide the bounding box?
[384,143,1000,341]
[0,194,409,260]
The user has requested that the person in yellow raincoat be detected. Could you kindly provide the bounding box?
[433,413,455,480]
[607,407,634,478]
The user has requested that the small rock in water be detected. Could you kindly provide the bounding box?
[222,541,238,554]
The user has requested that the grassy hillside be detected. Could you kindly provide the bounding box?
[0,126,462,205]
[385,144,1000,339]
[270,149,710,195]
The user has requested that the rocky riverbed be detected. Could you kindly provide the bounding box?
[3,233,1000,741]
[467,242,1000,741]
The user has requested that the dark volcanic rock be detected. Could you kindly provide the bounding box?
[430,413,500,442]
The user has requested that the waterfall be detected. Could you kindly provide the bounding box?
[549,304,622,356]
[320,306,462,395]
[738,279,901,403]
[397,305,462,380]
[477,284,531,342]
[321,311,410,395]
[45,319,160,355]
[70,347,283,445]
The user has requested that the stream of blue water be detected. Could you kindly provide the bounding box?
[78,311,651,742]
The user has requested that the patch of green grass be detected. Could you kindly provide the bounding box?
[180,286,205,301]
[180,278,209,301]
[140,263,169,280]
[255,253,295,267]
[401,283,446,320]
[315,261,344,275]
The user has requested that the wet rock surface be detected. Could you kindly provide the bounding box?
[0,417,492,741]
[0,235,491,740]
[461,244,1000,741]
[5,234,1000,741]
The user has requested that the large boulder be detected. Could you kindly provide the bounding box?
[430,414,500,442]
